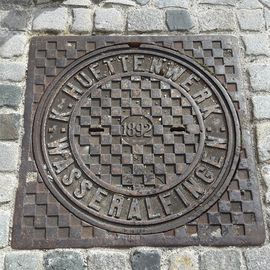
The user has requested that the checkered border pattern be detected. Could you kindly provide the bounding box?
[73,75,200,188]
[12,36,264,248]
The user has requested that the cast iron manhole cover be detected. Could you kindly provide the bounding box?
[12,36,265,248]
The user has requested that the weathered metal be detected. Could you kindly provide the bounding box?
[12,36,265,249]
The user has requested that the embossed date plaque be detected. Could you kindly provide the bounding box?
[12,36,265,249]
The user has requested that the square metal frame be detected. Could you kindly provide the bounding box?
[12,35,265,249]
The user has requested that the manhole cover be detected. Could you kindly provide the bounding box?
[12,36,265,248]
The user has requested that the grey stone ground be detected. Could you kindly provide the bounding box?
[0,0,269,269]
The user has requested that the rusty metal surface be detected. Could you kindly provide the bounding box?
[12,35,265,249]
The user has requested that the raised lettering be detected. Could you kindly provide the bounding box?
[165,65,186,81]
[202,104,222,119]
[62,168,81,186]
[108,194,124,218]
[74,179,92,199]
[47,137,69,155]
[89,63,102,79]
[89,188,108,211]
[202,153,224,168]
[206,135,227,149]
[128,198,142,220]
[75,71,93,88]
[145,197,161,219]
[134,55,144,71]
[159,192,171,215]
[183,177,204,199]
[195,166,214,184]
[49,109,71,122]
[62,82,83,100]
[52,158,73,174]
[118,55,128,72]
[150,57,166,74]
[175,187,190,206]
[193,88,212,103]
[180,74,200,92]
[103,58,115,75]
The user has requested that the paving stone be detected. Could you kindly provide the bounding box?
[0,10,7,20]
[1,10,30,31]
[44,251,86,270]
[252,95,270,119]
[0,84,22,108]
[199,0,236,6]
[34,0,49,3]
[135,0,150,5]
[34,0,63,3]
[154,0,189,8]
[0,114,20,140]
[237,9,265,31]
[238,0,262,8]
[0,210,10,248]
[5,252,43,270]
[32,7,69,33]
[166,10,194,31]
[0,142,19,171]
[128,8,165,32]
[0,174,17,203]
[200,250,242,270]
[95,8,125,32]
[199,10,236,31]
[260,0,270,7]
[256,122,270,162]
[88,250,131,270]
[131,250,161,270]
[169,251,199,270]
[0,34,28,58]
[249,65,270,92]
[266,9,270,30]
[245,246,270,270]
[0,0,32,5]
[0,254,4,270]
[0,31,10,48]
[103,0,136,6]
[262,165,270,203]
[243,34,270,56]
[0,62,26,82]
[71,8,93,34]
[63,0,91,5]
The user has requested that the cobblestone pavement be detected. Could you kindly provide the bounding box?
[0,0,269,269]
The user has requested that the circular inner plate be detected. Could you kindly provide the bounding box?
[33,43,240,234]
